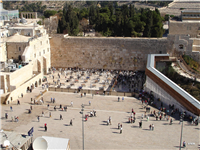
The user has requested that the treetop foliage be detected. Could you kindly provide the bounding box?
[57,3,164,37]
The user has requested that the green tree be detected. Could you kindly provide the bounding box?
[44,10,57,18]
[143,10,153,37]
[151,9,164,37]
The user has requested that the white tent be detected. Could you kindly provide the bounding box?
[33,136,70,150]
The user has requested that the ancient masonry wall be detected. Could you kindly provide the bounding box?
[50,35,171,71]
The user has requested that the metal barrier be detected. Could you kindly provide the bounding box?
[48,87,138,97]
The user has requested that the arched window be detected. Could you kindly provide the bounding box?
[179,44,184,49]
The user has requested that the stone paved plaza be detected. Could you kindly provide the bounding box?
[0,85,199,150]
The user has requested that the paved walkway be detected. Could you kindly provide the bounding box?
[1,85,199,150]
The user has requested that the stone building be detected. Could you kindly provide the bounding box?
[168,10,200,63]
[0,20,51,103]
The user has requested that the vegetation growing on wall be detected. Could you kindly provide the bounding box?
[160,62,200,101]
[44,10,57,18]
[183,55,199,72]
[57,3,164,37]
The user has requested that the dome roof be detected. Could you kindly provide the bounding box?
[20,18,27,24]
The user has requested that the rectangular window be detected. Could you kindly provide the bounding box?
[39,52,41,56]
[19,47,21,51]
[47,48,49,52]
[40,41,42,45]
[34,54,36,58]
[43,50,45,54]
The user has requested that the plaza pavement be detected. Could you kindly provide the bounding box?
[1,85,199,150]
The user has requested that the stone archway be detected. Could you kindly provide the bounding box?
[31,84,34,90]
[43,57,47,75]
[27,86,30,91]
[21,12,38,19]
[35,81,38,87]
[39,79,42,85]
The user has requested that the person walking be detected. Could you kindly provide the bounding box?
[42,111,44,117]
[17,100,20,105]
[118,123,121,129]
[5,113,8,119]
[109,116,112,125]
[47,104,49,109]
[60,114,63,120]
[120,126,122,134]
[139,120,142,128]
[70,119,73,126]
[118,97,120,102]
[149,124,152,130]
[44,124,47,132]
[71,101,73,107]
[152,124,154,131]
[89,101,91,106]
[183,141,186,147]
[51,97,53,103]
[107,119,109,125]
[170,118,173,125]
[49,112,51,118]
[10,106,13,111]
[122,97,124,102]
[37,116,40,122]
[16,116,19,122]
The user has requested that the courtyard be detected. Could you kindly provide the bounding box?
[0,83,199,150]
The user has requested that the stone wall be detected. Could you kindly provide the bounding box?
[9,63,33,90]
[7,42,29,60]
[0,42,7,62]
[169,20,200,37]
[50,35,171,71]
[44,16,58,34]
[5,72,43,104]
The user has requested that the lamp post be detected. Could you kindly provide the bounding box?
[179,113,185,150]
[80,104,85,150]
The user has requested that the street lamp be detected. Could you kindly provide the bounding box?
[80,104,85,150]
[179,112,185,150]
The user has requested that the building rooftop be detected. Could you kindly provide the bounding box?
[182,10,200,13]
[5,33,30,42]
[0,130,32,149]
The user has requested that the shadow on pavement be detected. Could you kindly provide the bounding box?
[64,124,70,126]
[112,132,120,134]
[142,129,150,131]
[131,125,139,128]
[99,124,108,126]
